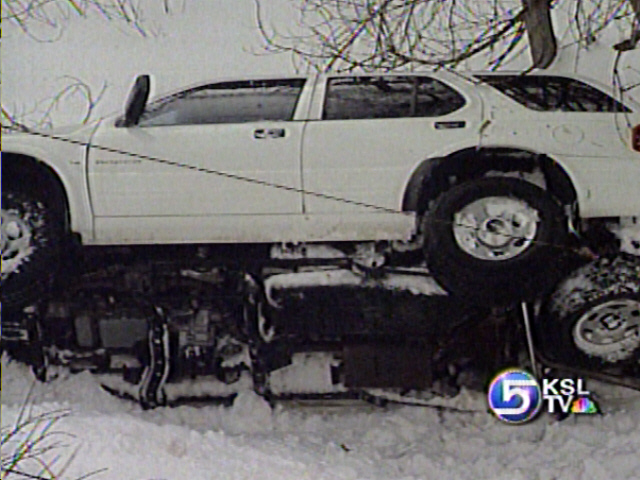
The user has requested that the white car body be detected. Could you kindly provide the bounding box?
[4,71,640,247]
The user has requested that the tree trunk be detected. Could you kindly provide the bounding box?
[614,0,640,51]
[522,0,556,68]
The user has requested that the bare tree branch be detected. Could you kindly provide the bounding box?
[1,0,182,40]
[2,75,107,131]
[2,0,184,128]
[614,0,640,50]
[255,0,638,72]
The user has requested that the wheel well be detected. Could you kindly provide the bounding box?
[2,153,71,231]
[402,148,578,216]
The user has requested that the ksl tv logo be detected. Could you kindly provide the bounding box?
[488,368,599,424]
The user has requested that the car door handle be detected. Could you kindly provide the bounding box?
[434,121,466,130]
[254,128,286,139]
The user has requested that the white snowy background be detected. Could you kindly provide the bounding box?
[2,353,640,480]
[2,1,640,479]
[2,0,640,127]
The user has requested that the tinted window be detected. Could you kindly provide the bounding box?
[323,76,466,120]
[476,75,630,113]
[139,79,305,126]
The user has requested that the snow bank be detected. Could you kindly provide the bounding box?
[2,354,639,480]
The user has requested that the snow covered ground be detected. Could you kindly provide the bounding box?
[2,354,639,480]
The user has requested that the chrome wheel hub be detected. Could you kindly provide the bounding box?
[453,197,539,261]
[1,209,33,281]
[573,299,640,363]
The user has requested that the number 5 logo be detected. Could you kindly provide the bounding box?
[488,369,542,424]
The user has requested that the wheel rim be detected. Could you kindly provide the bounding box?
[452,196,539,261]
[1,208,34,281]
[573,299,640,363]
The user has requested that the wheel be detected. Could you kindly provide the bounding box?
[539,255,640,367]
[1,189,62,308]
[423,177,568,305]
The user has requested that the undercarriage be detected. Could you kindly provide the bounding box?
[2,243,639,409]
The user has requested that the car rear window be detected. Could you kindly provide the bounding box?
[323,76,466,120]
[475,75,631,113]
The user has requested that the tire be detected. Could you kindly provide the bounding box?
[538,254,640,368]
[1,189,62,309]
[423,177,568,306]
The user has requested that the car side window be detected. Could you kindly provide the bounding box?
[139,79,306,126]
[323,76,466,120]
[475,75,631,113]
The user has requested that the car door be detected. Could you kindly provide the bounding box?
[88,78,307,242]
[301,74,483,215]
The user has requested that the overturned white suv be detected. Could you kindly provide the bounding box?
[3,71,640,308]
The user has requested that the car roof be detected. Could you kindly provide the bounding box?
[142,69,640,114]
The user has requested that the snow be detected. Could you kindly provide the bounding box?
[264,269,447,307]
[2,354,640,480]
[610,219,640,256]
[268,352,345,394]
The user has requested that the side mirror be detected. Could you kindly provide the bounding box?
[119,74,151,127]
